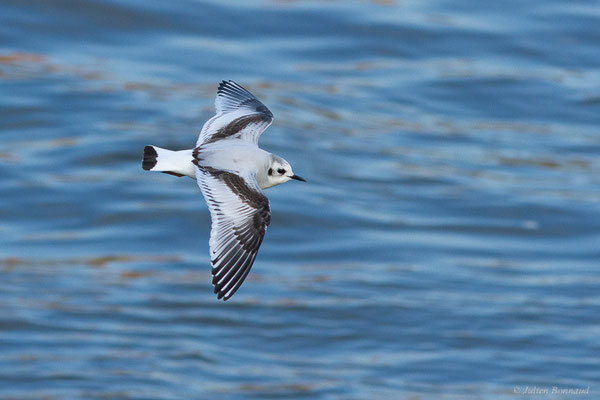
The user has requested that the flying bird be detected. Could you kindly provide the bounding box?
[142,80,305,300]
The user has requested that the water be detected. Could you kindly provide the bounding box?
[1,0,599,399]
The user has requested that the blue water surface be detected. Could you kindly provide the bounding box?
[1,1,599,399]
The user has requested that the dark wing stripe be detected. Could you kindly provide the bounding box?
[197,81,274,146]
[195,166,270,300]
[202,167,269,209]
[202,114,271,145]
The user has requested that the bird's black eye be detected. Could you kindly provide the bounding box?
[277,168,285,175]
[268,168,273,176]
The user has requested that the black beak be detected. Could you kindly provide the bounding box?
[290,174,306,182]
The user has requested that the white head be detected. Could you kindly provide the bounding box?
[260,156,305,189]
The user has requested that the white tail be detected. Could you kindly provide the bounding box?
[142,146,196,178]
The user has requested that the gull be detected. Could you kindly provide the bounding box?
[142,80,305,300]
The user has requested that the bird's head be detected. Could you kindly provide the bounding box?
[262,156,305,189]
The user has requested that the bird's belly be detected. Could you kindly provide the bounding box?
[195,143,268,173]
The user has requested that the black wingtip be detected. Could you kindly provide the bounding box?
[142,145,158,171]
[217,80,235,93]
[215,287,229,301]
[216,290,232,301]
[217,80,249,96]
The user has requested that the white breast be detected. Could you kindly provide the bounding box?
[196,141,270,177]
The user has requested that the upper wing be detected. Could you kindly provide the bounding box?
[196,80,274,146]
[195,165,271,300]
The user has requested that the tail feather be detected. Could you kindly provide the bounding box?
[142,145,158,171]
[141,145,196,179]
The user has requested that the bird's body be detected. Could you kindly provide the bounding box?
[142,80,304,300]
